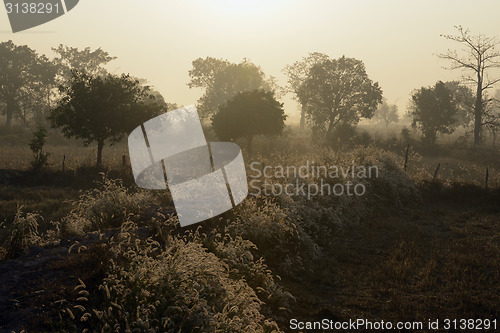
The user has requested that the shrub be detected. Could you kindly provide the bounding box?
[202,230,296,315]
[228,197,320,275]
[62,174,156,235]
[62,220,283,332]
[354,130,373,147]
[7,207,41,257]
[28,126,50,170]
[328,122,357,147]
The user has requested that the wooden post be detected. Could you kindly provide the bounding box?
[433,163,441,179]
[62,154,66,172]
[404,145,410,172]
[122,155,127,168]
[485,168,489,190]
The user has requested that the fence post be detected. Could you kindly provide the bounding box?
[122,155,127,168]
[433,163,441,179]
[485,168,489,190]
[62,154,66,172]
[404,145,410,172]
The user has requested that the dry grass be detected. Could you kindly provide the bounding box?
[0,130,498,332]
[282,189,499,326]
[0,143,129,171]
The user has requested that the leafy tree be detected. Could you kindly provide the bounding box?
[483,89,500,146]
[443,81,475,129]
[374,99,399,128]
[211,90,286,154]
[50,72,164,166]
[18,55,58,127]
[283,52,329,129]
[297,56,382,140]
[409,81,458,145]
[188,57,277,120]
[0,41,55,127]
[147,90,178,112]
[439,26,500,146]
[52,45,116,80]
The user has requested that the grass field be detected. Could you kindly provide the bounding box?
[0,128,498,332]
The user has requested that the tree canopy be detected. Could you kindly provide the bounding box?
[297,56,382,140]
[211,89,286,154]
[283,52,329,129]
[188,57,277,120]
[443,81,475,129]
[409,81,458,145]
[49,72,165,166]
[373,99,399,128]
[0,40,56,127]
[52,44,116,79]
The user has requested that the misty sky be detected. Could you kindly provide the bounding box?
[2,0,500,122]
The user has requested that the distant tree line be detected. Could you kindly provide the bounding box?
[0,41,169,166]
[2,25,500,167]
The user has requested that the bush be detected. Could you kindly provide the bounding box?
[7,207,41,257]
[228,197,321,275]
[62,174,156,235]
[62,220,283,332]
[354,130,373,147]
[28,126,50,170]
[328,122,357,147]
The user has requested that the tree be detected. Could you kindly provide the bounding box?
[16,54,58,127]
[374,99,399,128]
[52,45,117,116]
[0,41,55,127]
[188,57,277,120]
[409,81,458,145]
[297,56,382,140]
[211,90,286,154]
[443,81,475,129]
[50,72,164,166]
[283,52,330,129]
[483,89,500,147]
[52,45,116,80]
[439,26,500,146]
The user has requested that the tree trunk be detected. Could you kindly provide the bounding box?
[473,75,483,147]
[96,140,104,167]
[5,101,15,128]
[326,118,336,142]
[5,113,12,128]
[423,128,437,146]
[246,136,253,155]
[21,105,27,128]
[299,105,305,130]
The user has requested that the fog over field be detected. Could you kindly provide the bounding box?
[0,1,499,332]
[3,0,500,121]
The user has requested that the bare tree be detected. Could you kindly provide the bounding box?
[439,26,500,146]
